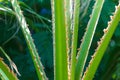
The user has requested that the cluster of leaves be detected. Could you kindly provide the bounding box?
[0,0,120,80]
[80,0,120,80]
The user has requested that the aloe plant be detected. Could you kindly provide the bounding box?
[0,0,120,80]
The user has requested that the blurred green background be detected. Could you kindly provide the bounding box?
[0,0,120,80]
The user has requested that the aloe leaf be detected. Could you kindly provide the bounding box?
[0,58,18,80]
[82,4,120,80]
[0,69,9,80]
[70,0,80,80]
[9,0,47,80]
[0,4,15,15]
[51,0,68,80]
[0,47,21,76]
[64,0,71,79]
[75,0,105,79]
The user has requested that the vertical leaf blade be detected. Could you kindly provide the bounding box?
[70,0,80,80]
[51,0,68,80]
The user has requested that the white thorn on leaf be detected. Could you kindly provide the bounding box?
[103,28,108,33]
[97,41,101,45]
[115,6,118,10]
[10,61,21,76]
[110,16,114,20]
[77,48,81,51]
[108,22,111,25]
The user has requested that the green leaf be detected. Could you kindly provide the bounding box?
[75,0,105,79]
[82,4,120,80]
[51,0,68,80]
[0,58,18,80]
[9,0,47,79]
